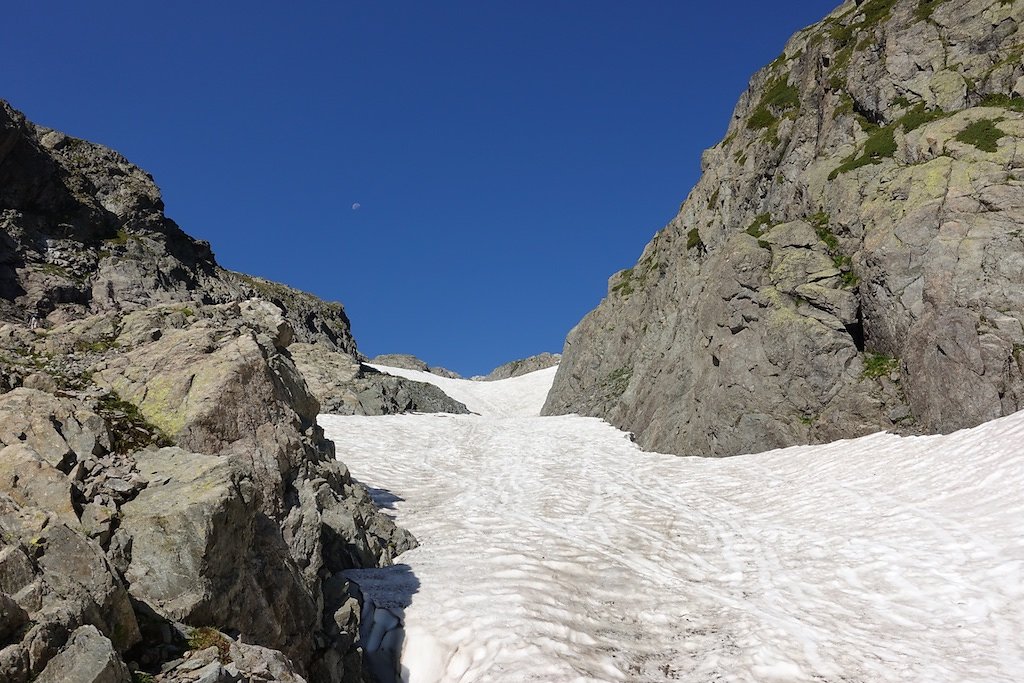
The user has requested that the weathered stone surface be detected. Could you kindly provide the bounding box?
[0,97,418,681]
[92,307,320,519]
[121,447,320,672]
[34,625,131,683]
[293,344,469,416]
[0,388,109,469]
[0,493,140,683]
[0,444,78,527]
[482,352,561,381]
[545,0,1024,456]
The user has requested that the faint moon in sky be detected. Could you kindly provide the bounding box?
[352,202,361,210]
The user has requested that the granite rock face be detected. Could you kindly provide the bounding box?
[545,0,1024,456]
[0,99,416,682]
[0,302,415,682]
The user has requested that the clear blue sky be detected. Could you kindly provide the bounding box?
[2,1,838,376]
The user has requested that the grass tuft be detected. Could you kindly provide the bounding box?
[187,627,231,663]
[863,352,899,379]
[956,118,1007,152]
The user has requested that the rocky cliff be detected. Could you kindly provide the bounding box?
[0,99,420,682]
[544,0,1024,456]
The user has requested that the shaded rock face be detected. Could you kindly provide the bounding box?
[545,0,1024,456]
[483,353,561,381]
[296,345,470,416]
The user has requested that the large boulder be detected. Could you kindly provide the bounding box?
[120,448,320,670]
[0,388,109,469]
[0,494,140,683]
[87,302,415,681]
[34,625,131,683]
[92,303,321,520]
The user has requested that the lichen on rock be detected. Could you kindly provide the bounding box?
[545,0,1024,456]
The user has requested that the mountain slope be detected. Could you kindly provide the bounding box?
[0,99,429,682]
[0,99,357,353]
[327,368,1024,682]
[544,0,1024,456]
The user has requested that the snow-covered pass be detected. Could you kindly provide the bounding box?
[321,365,1024,683]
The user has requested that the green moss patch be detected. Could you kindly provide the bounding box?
[829,125,897,179]
[746,213,775,238]
[686,228,704,252]
[863,352,899,379]
[187,627,231,663]
[809,212,859,287]
[980,93,1024,112]
[747,76,801,141]
[916,0,952,20]
[899,103,949,132]
[96,392,173,454]
[956,118,1007,152]
[604,366,634,398]
[611,269,636,297]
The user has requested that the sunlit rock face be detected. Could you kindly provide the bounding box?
[545,0,1024,456]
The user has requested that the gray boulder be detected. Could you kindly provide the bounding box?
[34,625,131,683]
[121,447,320,671]
[0,388,109,470]
[0,494,140,683]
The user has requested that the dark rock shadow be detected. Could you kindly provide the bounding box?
[345,563,421,683]
[364,486,404,510]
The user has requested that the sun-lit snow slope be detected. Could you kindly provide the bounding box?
[366,363,557,417]
[322,369,1024,683]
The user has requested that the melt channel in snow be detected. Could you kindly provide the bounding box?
[321,364,1024,683]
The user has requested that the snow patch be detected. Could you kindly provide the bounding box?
[366,363,557,417]
[323,370,1024,682]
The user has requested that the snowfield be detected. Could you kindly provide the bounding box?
[321,366,1024,683]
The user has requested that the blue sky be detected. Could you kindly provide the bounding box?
[2,1,838,376]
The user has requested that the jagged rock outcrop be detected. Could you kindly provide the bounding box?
[0,98,357,355]
[295,345,469,415]
[0,302,415,682]
[482,353,561,381]
[545,0,1024,456]
[0,99,416,682]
